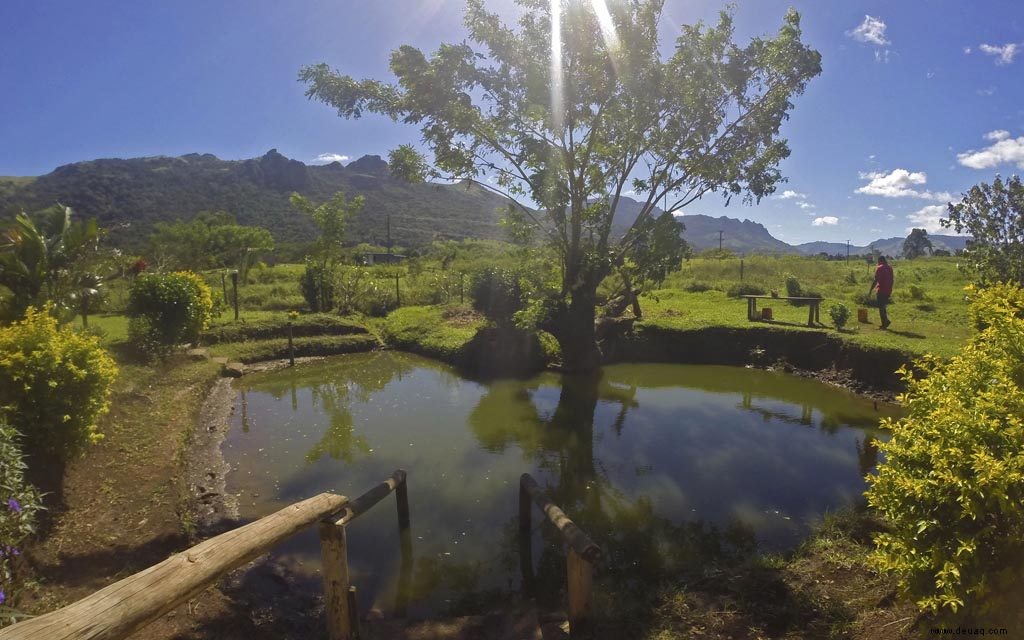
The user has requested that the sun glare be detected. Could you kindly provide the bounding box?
[590,0,620,53]
[550,0,564,133]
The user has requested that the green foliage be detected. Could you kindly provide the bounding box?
[0,306,117,461]
[726,282,766,298]
[784,274,802,297]
[299,263,335,312]
[945,175,1024,286]
[208,333,378,364]
[201,313,366,344]
[828,303,851,330]
[387,144,429,183]
[148,212,274,282]
[292,191,362,310]
[470,267,525,324]
[902,228,933,260]
[844,271,858,285]
[127,272,214,357]
[0,205,100,319]
[300,1,821,369]
[965,282,1024,331]
[0,420,43,619]
[908,284,927,300]
[686,281,715,293]
[866,285,1024,614]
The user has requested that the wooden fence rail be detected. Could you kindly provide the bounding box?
[0,469,412,640]
[519,473,601,638]
[0,492,349,640]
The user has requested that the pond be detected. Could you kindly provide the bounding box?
[224,351,895,618]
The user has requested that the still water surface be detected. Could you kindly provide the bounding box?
[224,351,894,616]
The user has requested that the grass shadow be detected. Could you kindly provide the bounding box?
[885,329,926,339]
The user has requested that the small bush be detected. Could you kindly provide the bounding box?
[908,284,927,300]
[866,285,1024,614]
[965,283,1024,331]
[828,303,851,330]
[784,274,802,297]
[127,272,214,358]
[726,283,766,298]
[844,271,858,285]
[685,281,715,293]
[470,267,525,324]
[0,421,43,613]
[299,263,335,312]
[0,306,118,461]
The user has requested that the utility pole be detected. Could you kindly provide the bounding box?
[846,240,850,264]
[718,230,724,252]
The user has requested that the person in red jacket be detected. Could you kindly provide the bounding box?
[869,255,894,329]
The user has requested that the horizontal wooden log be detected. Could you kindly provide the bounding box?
[520,473,601,563]
[334,469,406,526]
[0,492,349,640]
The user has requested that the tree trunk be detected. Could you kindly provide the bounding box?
[548,290,602,373]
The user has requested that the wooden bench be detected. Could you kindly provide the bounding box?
[740,295,824,327]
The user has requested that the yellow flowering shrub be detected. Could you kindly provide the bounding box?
[866,284,1024,613]
[0,306,118,461]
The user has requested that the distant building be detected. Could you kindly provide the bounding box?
[363,252,406,265]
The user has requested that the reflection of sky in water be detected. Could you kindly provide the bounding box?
[224,352,892,617]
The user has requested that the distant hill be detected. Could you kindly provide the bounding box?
[0,150,515,251]
[865,235,971,256]
[610,196,795,253]
[0,152,972,257]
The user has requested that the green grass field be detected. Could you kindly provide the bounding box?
[72,254,975,360]
[644,256,972,358]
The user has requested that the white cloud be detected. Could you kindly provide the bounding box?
[856,169,925,197]
[775,189,806,200]
[868,205,883,211]
[312,153,350,164]
[957,131,1024,169]
[848,15,890,46]
[979,43,1020,65]
[812,216,839,226]
[797,202,814,209]
[964,46,972,55]
[886,214,896,221]
[874,49,891,63]
[907,205,953,234]
[855,169,951,201]
[926,71,935,79]
[977,86,997,97]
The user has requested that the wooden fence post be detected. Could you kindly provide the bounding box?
[396,474,410,533]
[319,521,353,640]
[287,321,295,366]
[567,548,593,638]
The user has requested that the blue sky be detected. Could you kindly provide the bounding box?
[1,0,1022,244]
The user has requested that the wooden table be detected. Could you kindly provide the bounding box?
[740,295,824,327]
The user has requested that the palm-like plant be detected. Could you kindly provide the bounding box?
[0,205,100,318]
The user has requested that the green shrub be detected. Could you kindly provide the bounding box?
[685,281,715,293]
[828,303,851,330]
[844,271,858,285]
[866,285,1024,614]
[908,284,927,300]
[965,283,1024,331]
[470,267,525,324]
[784,273,802,297]
[0,306,118,461]
[127,272,214,358]
[726,282,766,298]
[0,420,43,616]
[299,263,335,312]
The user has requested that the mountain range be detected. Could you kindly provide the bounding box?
[0,150,969,256]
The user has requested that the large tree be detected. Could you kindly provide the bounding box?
[300,0,821,370]
[944,175,1024,287]
[902,227,933,259]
